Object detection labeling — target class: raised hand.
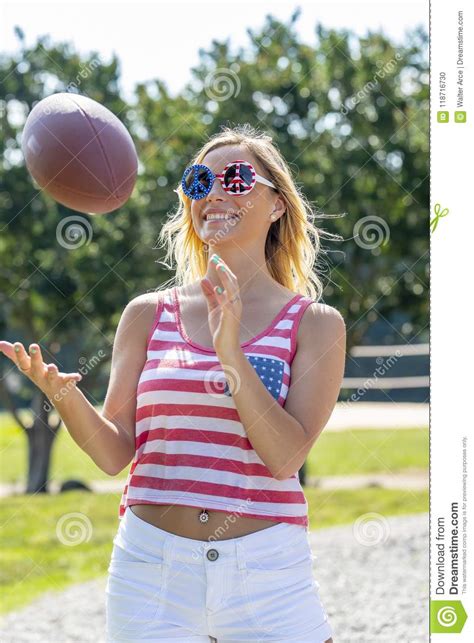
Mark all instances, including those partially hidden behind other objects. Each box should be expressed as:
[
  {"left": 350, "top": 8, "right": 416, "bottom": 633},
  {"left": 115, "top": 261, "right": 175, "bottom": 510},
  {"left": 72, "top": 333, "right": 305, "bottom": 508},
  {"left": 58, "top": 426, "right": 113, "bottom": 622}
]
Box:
[
  {"left": 0, "top": 341, "right": 82, "bottom": 399},
  {"left": 200, "top": 253, "right": 243, "bottom": 354}
]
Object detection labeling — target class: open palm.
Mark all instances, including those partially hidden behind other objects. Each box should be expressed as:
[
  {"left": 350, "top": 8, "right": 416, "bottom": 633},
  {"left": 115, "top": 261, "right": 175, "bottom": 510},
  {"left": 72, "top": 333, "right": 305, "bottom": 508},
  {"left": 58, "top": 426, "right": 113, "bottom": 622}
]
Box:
[{"left": 0, "top": 341, "right": 82, "bottom": 398}]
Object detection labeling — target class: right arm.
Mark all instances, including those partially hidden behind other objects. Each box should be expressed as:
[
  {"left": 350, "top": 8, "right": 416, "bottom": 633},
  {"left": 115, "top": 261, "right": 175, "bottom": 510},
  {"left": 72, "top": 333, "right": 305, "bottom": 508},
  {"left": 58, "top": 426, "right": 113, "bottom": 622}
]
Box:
[
  {"left": 99, "top": 292, "right": 163, "bottom": 475},
  {"left": 0, "top": 291, "right": 163, "bottom": 476}
]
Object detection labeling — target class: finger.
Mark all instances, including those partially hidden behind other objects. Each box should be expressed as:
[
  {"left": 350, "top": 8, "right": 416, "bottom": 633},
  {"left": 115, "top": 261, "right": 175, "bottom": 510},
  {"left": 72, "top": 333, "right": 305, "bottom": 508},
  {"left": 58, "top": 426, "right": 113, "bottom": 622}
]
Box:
[
  {"left": 216, "top": 262, "right": 237, "bottom": 293},
  {"left": 0, "top": 341, "right": 16, "bottom": 361},
  {"left": 46, "top": 363, "right": 60, "bottom": 383},
  {"left": 201, "top": 277, "right": 216, "bottom": 297},
  {"left": 200, "top": 278, "right": 219, "bottom": 310},
  {"left": 215, "top": 268, "right": 241, "bottom": 308},
  {"left": 58, "top": 371, "right": 82, "bottom": 382},
  {"left": 214, "top": 285, "right": 226, "bottom": 303},
  {"left": 46, "top": 360, "right": 82, "bottom": 382},
  {"left": 209, "top": 253, "right": 226, "bottom": 273},
  {"left": 28, "top": 343, "right": 45, "bottom": 377},
  {"left": 13, "top": 343, "right": 31, "bottom": 372},
  {"left": 210, "top": 254, "right": 235, "bottom": 279}
]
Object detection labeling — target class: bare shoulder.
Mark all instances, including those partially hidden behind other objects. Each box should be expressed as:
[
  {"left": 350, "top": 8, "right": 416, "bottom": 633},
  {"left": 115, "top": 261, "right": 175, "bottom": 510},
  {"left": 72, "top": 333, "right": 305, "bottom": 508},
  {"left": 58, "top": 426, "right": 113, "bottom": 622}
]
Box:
[
  {"left": 298, "top": 301, "right": 346, "bottom": 350},
  {"left": 126, "top": 289, "right": 169, "bottom": 312},
  {"left": 118, "top": 289, "right": 170, "bottom": 346}
]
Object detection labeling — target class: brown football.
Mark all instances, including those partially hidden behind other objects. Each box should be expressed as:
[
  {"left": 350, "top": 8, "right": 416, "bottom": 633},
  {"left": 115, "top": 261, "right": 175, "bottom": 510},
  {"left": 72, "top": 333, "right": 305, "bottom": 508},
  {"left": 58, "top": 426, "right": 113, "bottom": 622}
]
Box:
[{"left": 21, "top": 92, "right": 138, "bottom": 215}]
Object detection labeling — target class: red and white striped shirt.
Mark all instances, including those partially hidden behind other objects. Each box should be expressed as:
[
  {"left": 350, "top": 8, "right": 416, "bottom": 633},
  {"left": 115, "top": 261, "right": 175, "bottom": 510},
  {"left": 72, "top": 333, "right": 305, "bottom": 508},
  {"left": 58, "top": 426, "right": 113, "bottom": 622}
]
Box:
[{"left": 118, "top": 286, "right": 315, "bottom": 527}]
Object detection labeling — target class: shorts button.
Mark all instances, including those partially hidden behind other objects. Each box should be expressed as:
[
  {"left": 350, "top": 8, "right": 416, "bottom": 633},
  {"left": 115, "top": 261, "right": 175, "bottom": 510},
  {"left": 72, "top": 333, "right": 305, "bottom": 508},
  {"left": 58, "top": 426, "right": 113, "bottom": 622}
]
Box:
[{"left": 206, "top": 548, "right": 219, "bottom": 561}]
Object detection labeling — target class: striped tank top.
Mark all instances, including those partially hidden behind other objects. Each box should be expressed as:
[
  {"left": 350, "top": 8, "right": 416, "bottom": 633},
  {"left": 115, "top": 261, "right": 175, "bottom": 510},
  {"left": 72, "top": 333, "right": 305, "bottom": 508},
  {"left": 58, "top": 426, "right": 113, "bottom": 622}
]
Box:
[{"left": 118, "top": 285, "right": 315, "bottom": 527}]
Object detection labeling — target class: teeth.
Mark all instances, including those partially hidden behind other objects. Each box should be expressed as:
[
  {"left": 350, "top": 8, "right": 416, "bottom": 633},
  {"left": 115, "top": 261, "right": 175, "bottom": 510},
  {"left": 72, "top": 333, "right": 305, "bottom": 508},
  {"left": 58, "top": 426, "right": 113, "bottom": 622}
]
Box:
[{"left": 205, "top": 214, "right": 239, "bottom": 221}]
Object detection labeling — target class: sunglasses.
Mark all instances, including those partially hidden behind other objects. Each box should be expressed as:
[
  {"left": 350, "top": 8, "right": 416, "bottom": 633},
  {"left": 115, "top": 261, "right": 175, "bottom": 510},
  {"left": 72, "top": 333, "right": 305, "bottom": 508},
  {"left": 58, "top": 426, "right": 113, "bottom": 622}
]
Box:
[{"left": 180, "top": 159, "right": 276, "bottom": 200}]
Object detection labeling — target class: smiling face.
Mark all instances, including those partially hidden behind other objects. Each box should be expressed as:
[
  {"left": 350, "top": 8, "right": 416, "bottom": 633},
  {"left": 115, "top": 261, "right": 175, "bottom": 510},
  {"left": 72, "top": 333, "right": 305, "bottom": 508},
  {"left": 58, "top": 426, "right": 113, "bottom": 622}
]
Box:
[{"left": 189, "top": 145, "right": 285, "bottom": 247}]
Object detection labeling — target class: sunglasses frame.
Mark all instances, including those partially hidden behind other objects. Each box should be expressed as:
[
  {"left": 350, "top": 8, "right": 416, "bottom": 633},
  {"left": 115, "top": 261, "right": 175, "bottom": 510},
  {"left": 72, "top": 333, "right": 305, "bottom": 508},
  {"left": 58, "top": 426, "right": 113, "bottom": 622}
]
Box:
[{"left": 180, "top": 159, "right": 276, "bottom": 200}]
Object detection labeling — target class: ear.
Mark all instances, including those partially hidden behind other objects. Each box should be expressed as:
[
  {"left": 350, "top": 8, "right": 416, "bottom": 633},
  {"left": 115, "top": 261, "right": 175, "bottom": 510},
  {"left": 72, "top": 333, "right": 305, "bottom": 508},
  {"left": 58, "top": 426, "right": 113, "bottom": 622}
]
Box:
[{"left": 271, "top": 194, "right": 287, "bottom": 219}]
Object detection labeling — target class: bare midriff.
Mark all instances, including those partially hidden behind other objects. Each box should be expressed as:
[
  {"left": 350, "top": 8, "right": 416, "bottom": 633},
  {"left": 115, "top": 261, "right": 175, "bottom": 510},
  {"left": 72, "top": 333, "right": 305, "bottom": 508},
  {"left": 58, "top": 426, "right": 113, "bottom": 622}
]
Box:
[{"left": 130, "top": 503, "right": 281, "bottom": 541}]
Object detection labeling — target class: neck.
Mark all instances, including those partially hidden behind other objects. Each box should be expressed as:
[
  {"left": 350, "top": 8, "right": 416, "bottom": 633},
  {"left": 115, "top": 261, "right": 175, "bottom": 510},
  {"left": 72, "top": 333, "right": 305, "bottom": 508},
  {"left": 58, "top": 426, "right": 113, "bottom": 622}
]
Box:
[{"left": 204, "top": 247, "right": 276, "bottom": 298}]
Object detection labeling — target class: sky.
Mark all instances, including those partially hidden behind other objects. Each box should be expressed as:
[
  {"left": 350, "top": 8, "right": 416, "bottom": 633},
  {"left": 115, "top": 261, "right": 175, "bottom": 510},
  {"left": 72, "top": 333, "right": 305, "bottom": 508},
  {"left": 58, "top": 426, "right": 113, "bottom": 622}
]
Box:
[{"left": 1, "top": 0, "right": 428, "bottom": 101}]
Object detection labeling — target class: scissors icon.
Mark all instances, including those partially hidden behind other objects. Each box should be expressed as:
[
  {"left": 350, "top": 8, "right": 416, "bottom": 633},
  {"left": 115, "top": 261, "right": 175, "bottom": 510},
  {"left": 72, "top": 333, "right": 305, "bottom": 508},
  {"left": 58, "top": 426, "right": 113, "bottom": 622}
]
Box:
[{"left": 430, "top": 203, "right": 449, "bottom": 233}]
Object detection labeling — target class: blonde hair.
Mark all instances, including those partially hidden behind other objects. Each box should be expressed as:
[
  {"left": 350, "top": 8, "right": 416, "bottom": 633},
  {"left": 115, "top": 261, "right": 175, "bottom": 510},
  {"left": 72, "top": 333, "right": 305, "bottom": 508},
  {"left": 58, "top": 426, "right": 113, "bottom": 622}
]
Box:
[{"left": 157, "top": 123, "right": 342, "bottom": 301}]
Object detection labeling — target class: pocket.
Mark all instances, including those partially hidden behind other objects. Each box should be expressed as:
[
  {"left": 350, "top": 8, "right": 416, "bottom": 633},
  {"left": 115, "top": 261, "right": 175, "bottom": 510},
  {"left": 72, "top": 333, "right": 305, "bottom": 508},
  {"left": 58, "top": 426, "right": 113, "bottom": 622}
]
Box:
[
  {"left": 106, "top": 547, "right": 166, "bottom": 639},
  {"left": 244, "top": 539, "right": 312, "bottom": 579},
  {"left": 247, "top": 355, "right": 285, "bottom": 401},
  {"left": 241, "top": 544, "right": 316, "bottom": 638}
]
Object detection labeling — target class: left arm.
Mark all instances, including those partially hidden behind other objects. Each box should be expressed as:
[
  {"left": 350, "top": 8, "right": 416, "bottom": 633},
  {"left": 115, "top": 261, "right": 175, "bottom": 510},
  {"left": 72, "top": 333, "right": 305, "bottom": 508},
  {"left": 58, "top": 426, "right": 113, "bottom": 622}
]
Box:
[{"left": 216, "top": 303, "right": 346, "bottom": 480}]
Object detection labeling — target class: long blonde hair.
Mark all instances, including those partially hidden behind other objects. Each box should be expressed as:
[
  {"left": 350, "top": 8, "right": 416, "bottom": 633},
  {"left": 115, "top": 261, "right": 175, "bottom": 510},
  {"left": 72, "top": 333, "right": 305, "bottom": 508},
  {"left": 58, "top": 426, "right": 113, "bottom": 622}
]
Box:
[{"left": 157, "top": 123, "right": 342, "bottom": 301}]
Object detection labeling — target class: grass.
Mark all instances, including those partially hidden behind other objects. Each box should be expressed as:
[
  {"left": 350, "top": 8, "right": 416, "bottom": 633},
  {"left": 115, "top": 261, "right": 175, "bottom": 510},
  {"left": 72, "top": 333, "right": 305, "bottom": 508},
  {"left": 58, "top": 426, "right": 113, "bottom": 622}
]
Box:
[
  {"left": 306, "top": 426, "right": 428, "bottom": 476},
  {"left": 0, "top": 410, "right": 429, "bottom": 484},
  {"left": 0, "top": 487, "right": 428, "bottom": 615},
  {"left": 0, "top": 490, "right": 116, "bottom": 615},
  {"left": 305, "top": 486, "right": 428, "bottom": 528},
  {"left": 0, "top": 411, "right": 112, "bottom": 484}
]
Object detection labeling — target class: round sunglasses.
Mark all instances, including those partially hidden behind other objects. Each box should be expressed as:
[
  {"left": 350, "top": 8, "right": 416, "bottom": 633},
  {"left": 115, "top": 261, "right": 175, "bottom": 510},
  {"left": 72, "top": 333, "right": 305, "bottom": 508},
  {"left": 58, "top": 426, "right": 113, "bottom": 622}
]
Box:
[{"left": 180, "top": 159, "right": 276, "bottom": 200}]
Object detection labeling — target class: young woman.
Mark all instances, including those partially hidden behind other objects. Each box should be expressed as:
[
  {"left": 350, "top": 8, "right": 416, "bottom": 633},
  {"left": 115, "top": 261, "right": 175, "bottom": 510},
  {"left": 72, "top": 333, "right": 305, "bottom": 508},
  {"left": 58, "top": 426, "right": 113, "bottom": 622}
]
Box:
[{"left": 0, "top": 124, "right": 346, "bottom": 642}]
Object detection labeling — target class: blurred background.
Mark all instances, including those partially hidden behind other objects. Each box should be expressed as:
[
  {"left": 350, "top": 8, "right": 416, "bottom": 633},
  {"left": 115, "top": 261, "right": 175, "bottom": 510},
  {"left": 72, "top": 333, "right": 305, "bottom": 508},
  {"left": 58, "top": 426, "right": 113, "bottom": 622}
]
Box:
[{"left": 0, "top": 1, "right": 429, "bottom": 640}]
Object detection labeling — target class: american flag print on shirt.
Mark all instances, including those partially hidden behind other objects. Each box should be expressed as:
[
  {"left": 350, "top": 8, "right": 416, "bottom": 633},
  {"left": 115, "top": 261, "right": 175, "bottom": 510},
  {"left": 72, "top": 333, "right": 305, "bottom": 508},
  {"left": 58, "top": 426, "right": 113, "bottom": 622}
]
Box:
[
  {"left": 118, "top": 286, "right": 315, "bottom": 528},
  {"left": 223, "top": 355, "right": 285, "bottom": 400}
]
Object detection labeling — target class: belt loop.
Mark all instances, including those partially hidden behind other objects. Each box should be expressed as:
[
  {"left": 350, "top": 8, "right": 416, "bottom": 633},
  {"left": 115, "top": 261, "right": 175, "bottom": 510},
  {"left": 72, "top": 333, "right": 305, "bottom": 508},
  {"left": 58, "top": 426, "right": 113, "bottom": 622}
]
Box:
[
  {"left": 162, "top": 533, "right": 173, "bottom": 567},
  {"left": 235, "top": 540, "right": 246, "bottom": 571}
]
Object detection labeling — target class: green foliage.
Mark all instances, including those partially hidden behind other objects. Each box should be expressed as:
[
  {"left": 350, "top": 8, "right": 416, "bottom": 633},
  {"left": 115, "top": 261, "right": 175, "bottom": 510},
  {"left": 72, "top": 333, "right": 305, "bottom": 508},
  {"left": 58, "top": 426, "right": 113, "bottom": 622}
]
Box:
[
  {"left": 0, "top": 37, "right": 170, "bottom": 402},
  {"left": 184, "top": 16, "right": 429, "bottom": 344}
]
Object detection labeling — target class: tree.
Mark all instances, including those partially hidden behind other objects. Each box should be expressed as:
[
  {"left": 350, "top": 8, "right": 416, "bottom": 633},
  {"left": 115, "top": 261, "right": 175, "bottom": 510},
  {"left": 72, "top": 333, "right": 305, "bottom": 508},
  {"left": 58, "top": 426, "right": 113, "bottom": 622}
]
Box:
[
  {"left": 0, "top": 34, "right": 170, "bottom": 492},
  {"left": 184, "top": 11, "right": 429, "bottom": 348}
]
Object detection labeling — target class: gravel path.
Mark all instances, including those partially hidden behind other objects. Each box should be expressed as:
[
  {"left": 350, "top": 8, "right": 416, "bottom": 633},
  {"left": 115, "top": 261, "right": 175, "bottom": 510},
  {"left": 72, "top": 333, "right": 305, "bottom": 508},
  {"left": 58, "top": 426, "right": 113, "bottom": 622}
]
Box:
[
  {"left": 0, "top": 513, "right": 428, "bottom": 642},
  {"left": 309, "top": 512, "right": 429, "bottom": 642}
]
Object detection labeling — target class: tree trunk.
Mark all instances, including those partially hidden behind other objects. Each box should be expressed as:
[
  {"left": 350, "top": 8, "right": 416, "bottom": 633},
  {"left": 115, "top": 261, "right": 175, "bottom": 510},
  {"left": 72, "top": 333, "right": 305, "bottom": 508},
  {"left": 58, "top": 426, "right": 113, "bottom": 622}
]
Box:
[{"left": 25, "top": 391, "right": 60, "bottom": 494}]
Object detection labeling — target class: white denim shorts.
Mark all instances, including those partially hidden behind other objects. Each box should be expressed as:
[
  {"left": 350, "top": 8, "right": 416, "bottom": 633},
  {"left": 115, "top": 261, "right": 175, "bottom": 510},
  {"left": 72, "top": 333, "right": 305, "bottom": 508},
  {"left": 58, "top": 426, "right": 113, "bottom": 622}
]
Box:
[{"left": 106, "top": 506, "right": 333, "bottom": 642}]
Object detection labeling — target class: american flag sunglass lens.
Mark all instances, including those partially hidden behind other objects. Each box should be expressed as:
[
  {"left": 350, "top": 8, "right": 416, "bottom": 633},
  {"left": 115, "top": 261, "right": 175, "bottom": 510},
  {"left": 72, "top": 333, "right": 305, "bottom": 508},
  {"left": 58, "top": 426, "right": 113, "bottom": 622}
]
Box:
[{"left": 223, "top": 163, "right": 255, "bottom": 193}]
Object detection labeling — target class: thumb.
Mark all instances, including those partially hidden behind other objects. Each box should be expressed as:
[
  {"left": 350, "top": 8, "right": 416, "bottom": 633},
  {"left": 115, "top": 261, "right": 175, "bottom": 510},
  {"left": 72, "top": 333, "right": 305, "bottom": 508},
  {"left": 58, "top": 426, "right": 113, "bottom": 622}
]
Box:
[
  {"left": 0, "top": 341, "right": 14, "bottom": 360},
  {"left": 200, "top": 278, "right": 219, "bottom": 309}
]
